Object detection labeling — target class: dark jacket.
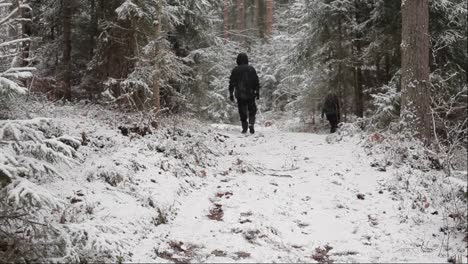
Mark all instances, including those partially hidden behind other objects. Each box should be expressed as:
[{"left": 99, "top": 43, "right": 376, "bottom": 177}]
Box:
[
  {"left": 229, "top": 53, "right": 260, "bottom": 100},
  {"left": 322, "top": 93, "right": 340, "bottom": 117}
]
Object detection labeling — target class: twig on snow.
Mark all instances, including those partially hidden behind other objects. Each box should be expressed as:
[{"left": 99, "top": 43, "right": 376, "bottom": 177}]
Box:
[
  {"left": 248, "top": 164, "right": 293, "bottom": 178},
  {"left": 263, "top": 166, "right": 299, "bottom": 173}
]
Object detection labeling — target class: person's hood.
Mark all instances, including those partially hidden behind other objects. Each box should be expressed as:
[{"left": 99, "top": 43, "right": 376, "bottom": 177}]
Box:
[{"left": 236, "top": 53, "right": 249, "bottom": 65}]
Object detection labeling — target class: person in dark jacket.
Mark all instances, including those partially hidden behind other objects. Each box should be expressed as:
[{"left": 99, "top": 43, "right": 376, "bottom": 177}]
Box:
[
  {"left": 321, "top": 92, "right": 341, "bottom": 133},
  {"left": 229, "top": 53, "right": 260, "bottom": 134}
]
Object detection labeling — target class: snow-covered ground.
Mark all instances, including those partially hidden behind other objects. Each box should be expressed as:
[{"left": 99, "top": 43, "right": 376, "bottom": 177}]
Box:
[
  {"left": 142, "top": 124, "right": 466, "bottom": 263},
  {"left": 15, "top": 103, "right": 466, "bottom": 263}
]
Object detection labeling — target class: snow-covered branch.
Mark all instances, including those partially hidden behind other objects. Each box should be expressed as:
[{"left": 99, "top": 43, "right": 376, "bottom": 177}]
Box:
[
  {"left": 0, "top": 1, "right": 34, "bottom": 99},
  {"left": 0, "top": 37, "right": 31, "bottom": 48}
]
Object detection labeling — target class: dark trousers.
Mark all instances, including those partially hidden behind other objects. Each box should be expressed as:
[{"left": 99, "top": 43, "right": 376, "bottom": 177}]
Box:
[
  {"left": 326, "top": 113, "right": 338, "bottom": 133},
  {"left": 237, "top": 99, "right": 257, "bottom": 126}
]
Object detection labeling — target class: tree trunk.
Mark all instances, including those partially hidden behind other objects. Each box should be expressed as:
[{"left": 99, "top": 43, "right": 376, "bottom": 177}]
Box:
[
  {"left": 353, "top": 41, "right": 364, "bottom": 117},
  {"left": 62, "top": 0, "right": 72, "bottom": 101},
  {"left": 401, "top": 0, "right": 432, "bottom": 142},
  {"left": 224, "top": 0, "right": 229, "bottom": 40},
  {"left": 89, "top": 0, "right": 98, "bottom": 58},
  {"left": 153, "top": 1, "right": 162, "bottom": 113},
  {"left": 375, "top": 55, "right": 382, "bottom": 87},
  {"left": 237, "top": 0, "right": 245, "bottom": 42},
  {"left": 354, "top": 67, "right": 364, "bottom": 117},
  {"left": 353, "top": 1, "right": 364, "bottom": 118},
  {"left": 256, "top": 0, "right": 265, "bottom": 39},
  {"left": 265, "top": 0, "right": 273, "bottom": 37},
  {"left": 385, "top": 52, "right": 391, "bottom": 84},
  {"left": 254, "top": 0, "right": 259, "bottom": 36},
  {"left": 337, "top": 17, "right": 346, "bottom": 121},
  {"left": 20, "top": 0, "right": 32, "bottom": 67}
]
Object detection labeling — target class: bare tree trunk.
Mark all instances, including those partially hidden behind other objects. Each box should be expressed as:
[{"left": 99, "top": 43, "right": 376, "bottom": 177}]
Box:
[
  {"left": 265, "top": 0, "right": 273, "bottom": 37},
  {"left": 153, "top": 0, "right": 162, "bottom": 113},
  {"left": 401, "top": 0, "right": 432, "bottom": 142},
  {"left": 62, "top": 0, "right": 72, "bottom": 101}
]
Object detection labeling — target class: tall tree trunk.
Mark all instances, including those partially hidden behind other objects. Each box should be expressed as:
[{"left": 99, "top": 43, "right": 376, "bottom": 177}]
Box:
[
  {"left": 337, "top": 17, "right": 346, "bottom": 121},
  {"left": 375, "top": 55, "right": 382, "bottom": 87},
  {"left": 62, "top": 0, "right": 72, "bottom": 101},
  {"left": 401, "top": 0, "right": 432, "bottom": 142},
  {"left": 354, "top": 66, "right": 364, "bottom": 117},
  {"left": 224, "top": 0, "right": 229, "bottom": 40},
  {"left": 353, "top": 1, "right": 364, "bottom": 118},
  {"left": 265, "top": 0, "right": 273, "bottom": 37},
  {"left": 89, "top": 0, "right": 98, "bottom": 58},
  {"left": 353, "top": 41, "right": 364, "bottom": 118},
  {"left": 385, "top": 52, "right": 391, "bottom": 84},
  {"left": 153, "top": 1, "right": 162, "bottom": 113},
  {"left": 237, "top": 0, "right": 245, "bottom": 42},
  {"left": 256, "top": 0, "right": 265, "bottom": 39},
  {"left": 254, "top": 0, "right": 259, "bottom": 37},
  {"left": 20, "top": 0, "right": 32, "bottom": 67}
]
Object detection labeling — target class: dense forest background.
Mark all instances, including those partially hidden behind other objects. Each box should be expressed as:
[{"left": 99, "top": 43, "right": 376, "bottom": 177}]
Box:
[
  {"left": 0, "top": 0, "right": 465, "bottom": 138},
  {"left": 0, "top": 0, "right": 467, "bottom": 262},
  {"left": 1, "top": 0, "right": 466, "bottom": 130}
]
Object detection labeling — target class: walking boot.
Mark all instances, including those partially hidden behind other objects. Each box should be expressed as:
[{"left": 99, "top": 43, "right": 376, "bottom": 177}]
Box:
[
  {"left": 249, "top": 125, "right": 255, "bottom": 134},
  {"left": 241, "top": 122, "right": 248, "bottom": 134}
]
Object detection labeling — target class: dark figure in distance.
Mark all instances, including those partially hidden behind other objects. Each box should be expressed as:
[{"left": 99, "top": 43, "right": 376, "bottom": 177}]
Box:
[
  {"left": 229, "top": 53, "right": 260, "bottom": 134},
  {"left": 321, "top": 93, "right": 341, "bottom": 133}
]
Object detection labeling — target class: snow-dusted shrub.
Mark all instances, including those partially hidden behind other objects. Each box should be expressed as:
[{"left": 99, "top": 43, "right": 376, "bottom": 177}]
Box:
[
  {"left": 0, "top": 75, "right": 28, "bottom": 99},
  {"left": 87, "top": 167, "right": 127, "bottom": 187},
  {"left": 386, "top": 168, "right": 467, "bottom": 253},
  {"left": 64, "top": 223, "right": 125, "bottom": 261},
  {"left": 368, "top": 75, "right": 401, "bottom": 130},
  {"left": 85, "top": 157, "right": 142, "bottom": 187},
  {"left": 0, "top": 118, "right": 82, "bottom": 262},
  {"left": 148, "top": 124, "right": 219, "bottom": 183},
  {"left": 325, "top": 122, "right": 365, "bottom": 144},
  {"left": 363, "top": 126, "right": 439, "bottom": 172},
  {"left": 431, "top": 81, "right": 467, "bottom": 174},
  {"left": 0, "top": 59, "right": 34, "bottom": 101},
  {"left": 363, "top": 123, "right": 467, "bottom": 255}
]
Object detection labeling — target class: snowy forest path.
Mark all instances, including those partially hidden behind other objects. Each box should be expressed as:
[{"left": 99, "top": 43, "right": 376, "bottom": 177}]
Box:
[{"left": 144, "top": 125, "right": 445, "bottom": 263}]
